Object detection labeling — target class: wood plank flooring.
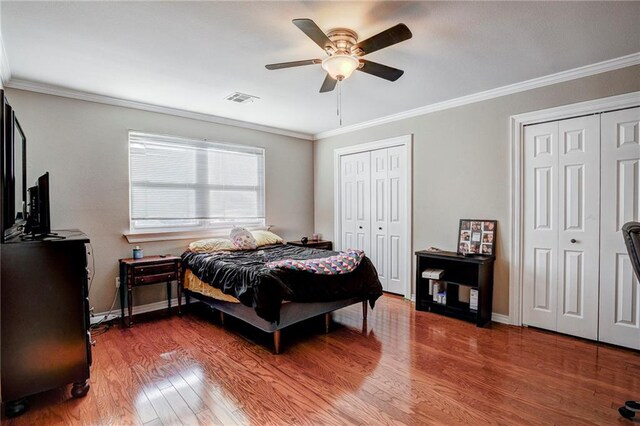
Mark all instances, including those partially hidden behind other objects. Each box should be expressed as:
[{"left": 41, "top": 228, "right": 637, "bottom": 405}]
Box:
[{"left": 3, "top": 294, "right": 639, "bottom": 425}]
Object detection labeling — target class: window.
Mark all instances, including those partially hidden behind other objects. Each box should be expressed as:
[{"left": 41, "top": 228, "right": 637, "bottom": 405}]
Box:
[{"left": 129, "top": 131, "right": 265, "bottom": 233}]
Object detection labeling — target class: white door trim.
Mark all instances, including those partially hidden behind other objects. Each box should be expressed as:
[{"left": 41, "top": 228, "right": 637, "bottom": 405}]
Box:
[
  {"left": 334, "top": 135, "right": 413, "bottom": 299},
  {"left": 509, "top": 91, "right": 640, "bottom": 326}
]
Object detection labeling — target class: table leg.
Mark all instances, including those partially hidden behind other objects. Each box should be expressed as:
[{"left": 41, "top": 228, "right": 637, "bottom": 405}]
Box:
[
  {"left": 119, "top": 263, "right": 125, "bottom": 326},
  {"left": 177, "top": 264, "right": 183, "bottom": 315},
  {"left": 166, "top": 280, "right": 171, "bottom": 313},
  {"left": 128, "top": 269, "right": 134, "bottom": 327}
]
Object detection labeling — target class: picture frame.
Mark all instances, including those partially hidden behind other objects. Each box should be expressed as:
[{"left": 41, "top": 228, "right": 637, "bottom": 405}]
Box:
[{"left": 457, "top": 219, "right": 497, "bottom": 256}]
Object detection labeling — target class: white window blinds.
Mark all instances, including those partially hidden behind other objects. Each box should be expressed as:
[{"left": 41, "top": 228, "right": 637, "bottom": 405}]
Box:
[{"left": 129, "top": 131, "right": 265, "bottom": 232}]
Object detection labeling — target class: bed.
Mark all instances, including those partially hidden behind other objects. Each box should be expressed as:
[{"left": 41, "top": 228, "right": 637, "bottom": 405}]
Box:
[{"left": 179, "top": 243, "right": 383, "bottom": 353}]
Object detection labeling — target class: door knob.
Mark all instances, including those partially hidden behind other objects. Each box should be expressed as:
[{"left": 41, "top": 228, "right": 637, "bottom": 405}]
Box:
[
  {"left": 378, "top": 227, "right": 383, "bottom": 230},
  {"left": 358, "top": 226, "right": 363, "bottom": 229},
  {"left": 570, "top": 239, "right": 577, "bottom": 243}
]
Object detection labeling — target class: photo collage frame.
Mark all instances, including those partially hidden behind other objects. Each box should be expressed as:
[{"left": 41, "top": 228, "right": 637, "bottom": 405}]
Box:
[{"left": 457, "top": 219, "right": 497, "bottom": 256}]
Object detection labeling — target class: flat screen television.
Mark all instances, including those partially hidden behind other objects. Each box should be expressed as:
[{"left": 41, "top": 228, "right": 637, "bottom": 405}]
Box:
[
  {"left": 1, "top": 91, "right": 27, "bottom": 242},
  {"left": 25, "top": 172, "right": 52, "bottom": 238}
]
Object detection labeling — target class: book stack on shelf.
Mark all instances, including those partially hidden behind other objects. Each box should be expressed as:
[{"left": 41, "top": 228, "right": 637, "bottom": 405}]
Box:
[
  {"left": 470, "top": 288, "right": 478, "bottom": 311},
  {"left": 422, "top": 268, "right": 446, "bottom": 304}
]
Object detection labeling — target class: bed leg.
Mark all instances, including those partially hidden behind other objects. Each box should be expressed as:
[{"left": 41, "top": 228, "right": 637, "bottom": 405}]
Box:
[
  {"left": 219, "top": 311, "right": 225, "bottom": 326},
  {"left": 325, "top": 313, "right": 331, "bottom": 333},
  {"left": 273, "top": 330, "right": 281, "bottom": 354}
]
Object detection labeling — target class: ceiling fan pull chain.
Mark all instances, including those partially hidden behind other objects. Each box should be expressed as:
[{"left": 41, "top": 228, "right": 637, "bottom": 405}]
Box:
[
  {"left": 337, "top": 80, "right": 343, "bottom": 126},
  {"left": 336, "top": 81, "right": 340, "bottom": 117}
]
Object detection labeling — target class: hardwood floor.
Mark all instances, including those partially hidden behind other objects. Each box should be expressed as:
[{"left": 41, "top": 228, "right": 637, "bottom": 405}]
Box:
[{"left": 3, "top": 294, "right": 639, "bottom": 425}]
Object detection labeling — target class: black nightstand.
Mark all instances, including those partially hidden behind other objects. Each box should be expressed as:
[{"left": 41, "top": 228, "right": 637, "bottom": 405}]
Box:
[{"left": 287, "top": 240, "right": 333, "bottom": 250}]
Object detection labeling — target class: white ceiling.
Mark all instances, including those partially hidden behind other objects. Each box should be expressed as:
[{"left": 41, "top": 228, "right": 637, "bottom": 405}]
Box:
[{"left": 2, "top": 1, "right": 639, "bottom": 137}]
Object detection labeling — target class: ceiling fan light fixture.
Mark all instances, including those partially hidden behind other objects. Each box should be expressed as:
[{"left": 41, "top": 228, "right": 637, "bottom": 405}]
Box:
[{"left": 321, "top": 54, "right": 359, "bottom": 81}]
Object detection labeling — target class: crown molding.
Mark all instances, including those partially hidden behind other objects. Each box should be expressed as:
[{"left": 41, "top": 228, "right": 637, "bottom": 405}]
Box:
[
  {"left": 4, "top": 52, "right": 638, "bottom": 141},
  {"left": 5, "top": 79, "right": 314, "bottom": 140},
  {"left": 314, "top": 52, "right": 640, "bottom": 140}
]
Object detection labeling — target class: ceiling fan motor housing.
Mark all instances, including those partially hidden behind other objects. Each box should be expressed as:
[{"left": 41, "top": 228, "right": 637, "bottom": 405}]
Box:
[{"left": 326, "top": 28, "right": 359, "bottom": 54}]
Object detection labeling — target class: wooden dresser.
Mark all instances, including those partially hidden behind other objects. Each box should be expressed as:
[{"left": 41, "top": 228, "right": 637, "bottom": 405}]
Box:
[{"left": 1, "top": 230, "right": 92, "bottom": 416}]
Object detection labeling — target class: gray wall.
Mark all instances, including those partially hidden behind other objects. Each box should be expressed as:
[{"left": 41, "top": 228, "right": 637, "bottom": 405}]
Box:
[
  {"left": 6, "top": 88, "right": 314, "bottom": 313},
  {"left": 314, "top": 65, "right": 640, "bottom": 316}
]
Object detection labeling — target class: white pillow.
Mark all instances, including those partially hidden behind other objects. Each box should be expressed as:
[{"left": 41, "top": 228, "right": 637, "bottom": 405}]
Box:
[
  {"left": 230, "top": 227, "right": 257, "bottom": 250},
  {"left": 251, "top": 230, "right": 284, "bottom": 247},
  {"left": 188, "top": 238, "right": 236, "bottom": 253}
]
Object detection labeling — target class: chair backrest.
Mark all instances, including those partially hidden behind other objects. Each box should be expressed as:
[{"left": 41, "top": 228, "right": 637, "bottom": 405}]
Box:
[{"left": 622, "top": 222, "right": 640, "bottom": 281}]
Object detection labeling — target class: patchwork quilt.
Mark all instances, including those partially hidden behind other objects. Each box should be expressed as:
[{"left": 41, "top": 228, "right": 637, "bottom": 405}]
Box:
[{"left": 266, "top": 250, "right": 365, "bottom": 275}]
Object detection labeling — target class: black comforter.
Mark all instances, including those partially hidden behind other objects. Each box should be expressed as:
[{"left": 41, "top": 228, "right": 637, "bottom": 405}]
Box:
[{"left": 182, "top": 244, "right": 383, "bottom": 323}]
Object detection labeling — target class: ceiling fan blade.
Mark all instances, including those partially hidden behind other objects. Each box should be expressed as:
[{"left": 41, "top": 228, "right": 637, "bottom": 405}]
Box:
[
  {"left": 353, "top": 23, "right": 412, "bottom": 56},
  {"left": 357, "top": 59, "right": 404, "bottom": 81},
  {"left": 319, "top": 74, "right": 337, "bottom": 93},
  {"left": 292, "top": 18, "right": 337, "bottom": 52},
  {"left": 265, "top": 59, "right": 321, "bottom": 70}
]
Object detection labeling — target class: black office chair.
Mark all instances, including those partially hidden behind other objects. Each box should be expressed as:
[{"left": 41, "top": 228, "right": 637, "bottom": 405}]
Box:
[{"left": 620, "top": 222, "right": 640, "bottom": 420}]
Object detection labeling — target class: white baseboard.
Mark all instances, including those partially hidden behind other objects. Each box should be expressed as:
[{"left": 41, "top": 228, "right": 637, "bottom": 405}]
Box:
[
  {"left": 92, "top": 296, "right": 513, "bottom": 326},
  {"left": 90, "top": 313, "right": 119, "bottom": 325},
  {"left": 491, "top": 313, "right": 511, "bottom": 325},
  {"left": 408, "top": 297, "right": 513, "bottom": 325},
  {"left": 91, "top": 297, "right": 179, "bottom": 325}
]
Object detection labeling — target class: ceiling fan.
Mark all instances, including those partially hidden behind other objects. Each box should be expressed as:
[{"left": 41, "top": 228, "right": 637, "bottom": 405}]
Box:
[{"left": 266, "top": 19, "right": 412, "bottom": 93}]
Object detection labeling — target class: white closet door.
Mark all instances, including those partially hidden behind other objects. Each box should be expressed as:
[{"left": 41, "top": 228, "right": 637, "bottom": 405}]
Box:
[
  {"left": 599, "top": 107, "right": 640, "bottom": 350},
  {"left": 385, "top": 146, "right": 406, "bottom": 295},
  {"left": 340, "top": 152, "right": 371, "bottom": 253},
  {"left": 523, "top": 122, "right": 560, "bottom": 331},
  {"left": 370, "top": 146, "right": 407, "bottom": 294},
  {"left": 556, "top": 115, "right": 600, "bottom": 340},
  {"left": 370, "top": 149, "right": 388, "bottom": 290}
]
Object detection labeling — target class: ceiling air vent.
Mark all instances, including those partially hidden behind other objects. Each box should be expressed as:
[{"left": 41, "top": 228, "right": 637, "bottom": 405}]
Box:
[{"left": 224, "top": 92, "right": 260, "bottom": 104}]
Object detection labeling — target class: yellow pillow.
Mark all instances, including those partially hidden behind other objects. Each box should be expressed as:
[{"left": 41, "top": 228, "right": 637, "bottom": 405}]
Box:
[
  {"left": 251, "top": 230, "right": 284, "bottom": 247},
  {"left": 188, "top": 238, "right": 236, "bottom": 253}
]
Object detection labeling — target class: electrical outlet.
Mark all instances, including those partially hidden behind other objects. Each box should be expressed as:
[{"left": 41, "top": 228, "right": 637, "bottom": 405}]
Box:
[{"left": 115, "top": 277, "right": 120, "bottom": 288}]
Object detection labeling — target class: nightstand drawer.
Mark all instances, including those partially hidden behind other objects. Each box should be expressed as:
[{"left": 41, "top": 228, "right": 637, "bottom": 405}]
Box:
[
  {"left": 133, "top": 263, "right": 176, "bottom": 275},
  {"left": 134, "top": 272, "right": 177, "bottom": 285},
  {"left": 310, "top": 242, "right": 332, "bottom": 250},
  {"left": 287, "top": 240, "right": 333, "bottom": 250}
]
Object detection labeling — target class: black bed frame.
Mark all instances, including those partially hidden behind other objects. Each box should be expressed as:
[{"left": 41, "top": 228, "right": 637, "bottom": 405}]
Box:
[{"left": 180, "top": 287, "right": 368, "bottom": 354}]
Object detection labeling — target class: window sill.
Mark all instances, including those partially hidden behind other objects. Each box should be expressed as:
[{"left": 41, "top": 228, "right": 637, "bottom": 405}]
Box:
[{"left": 123, "top": 225, "right": 270, "bottom": 244}]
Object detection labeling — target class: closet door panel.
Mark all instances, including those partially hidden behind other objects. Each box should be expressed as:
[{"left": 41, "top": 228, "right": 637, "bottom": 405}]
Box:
[
  {"left": 340, "top": 156, "right": 357, "bottom": 250},
  {"left": 341, "top": 152, "right": 370, "bottom": 252},
  {"left": 370, "top": 149, "right": 388, "bottom": 288},
  {"left": 556, "top": 115, "right": 600, "bottom": 340},
  {"left": 354, "top": 152, "right": 371, "bottom": 254},
  {"left": 523, "top": 122, "right": 559, "bottom": 331},
  {"left": 599, "top": 107, "right": 640, "bottom": 350},
  {"left": 386, "top": 146, "right": 406, "bottom": 295}
]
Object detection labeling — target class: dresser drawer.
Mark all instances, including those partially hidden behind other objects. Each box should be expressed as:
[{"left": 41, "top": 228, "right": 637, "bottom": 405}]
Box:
[
  {"left": 133, "top": 263, "right": 176, "bottom": 275},
  {"left": 134, "top": 272, "right": 177, "bottom": 285}
]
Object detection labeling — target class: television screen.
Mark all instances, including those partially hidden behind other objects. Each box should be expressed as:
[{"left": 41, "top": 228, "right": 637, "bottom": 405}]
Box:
[
  {"left": 14, "top": 119, "right": 26, "bottom": 222},
  {"left": 1, "top": 90, "right": 28, "bottom": 242}
]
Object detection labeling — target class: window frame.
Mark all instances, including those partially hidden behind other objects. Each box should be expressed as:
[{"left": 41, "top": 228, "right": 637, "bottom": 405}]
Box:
[{"left": 127, "top": 131, "right": 266, "bottom": 239}]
